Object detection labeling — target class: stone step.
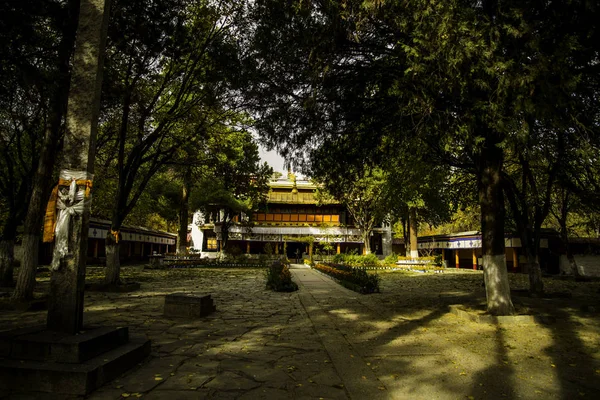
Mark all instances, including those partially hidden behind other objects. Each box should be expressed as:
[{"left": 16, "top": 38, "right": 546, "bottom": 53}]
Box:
[
  {"left": 0, "top": 335, "right": 150, "bottom": 395},
  {"left": 0, "top": 326, "right": 129, "bottom": 363}
]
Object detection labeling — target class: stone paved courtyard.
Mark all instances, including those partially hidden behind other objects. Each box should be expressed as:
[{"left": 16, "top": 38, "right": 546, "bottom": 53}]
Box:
[{"left": 1, "top": 265, "right": 600, "bottom": 399}]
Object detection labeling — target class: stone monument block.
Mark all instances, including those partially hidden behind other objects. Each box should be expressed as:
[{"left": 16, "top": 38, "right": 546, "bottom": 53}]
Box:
[{"left": 164, "top": 293, "right": 216, "bottom": 318}]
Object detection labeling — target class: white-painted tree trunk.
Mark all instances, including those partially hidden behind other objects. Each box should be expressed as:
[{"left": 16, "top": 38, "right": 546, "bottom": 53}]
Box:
[{"left": 483, "top": 255, "right": 514, "bottom": 314}]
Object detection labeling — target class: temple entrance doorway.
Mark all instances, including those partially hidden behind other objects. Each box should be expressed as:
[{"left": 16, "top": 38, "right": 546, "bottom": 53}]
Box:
[{"left": 286, "top": 242, "right": 306, "bottom": 263}]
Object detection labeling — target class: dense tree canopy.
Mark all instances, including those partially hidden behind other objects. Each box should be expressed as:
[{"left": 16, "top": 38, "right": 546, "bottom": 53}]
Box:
[
  {"left": 1, "top": 0, "right": 79, "bottom": 291},
  {"left": 2, "top": 0, "right": 600, "bottom": 314},
  {"left": 239, "top": 0, "right": 600, "bottom": 313}
]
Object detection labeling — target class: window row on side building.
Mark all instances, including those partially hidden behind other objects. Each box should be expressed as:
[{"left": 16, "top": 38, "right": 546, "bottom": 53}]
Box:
[
  {"left": 16, "top": 218, "right": 177, "bottom": 265},
  {"left": 405, "top": 231, "right": 600, "bottom": 277}
]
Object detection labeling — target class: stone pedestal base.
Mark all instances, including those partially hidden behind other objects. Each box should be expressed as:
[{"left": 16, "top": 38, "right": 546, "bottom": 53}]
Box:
[
  {"left": 0, "top": 325, "right": 150, "bottom": 395},
  {"left": 164, "top": 293, "right": 216, "bottom": 318}
]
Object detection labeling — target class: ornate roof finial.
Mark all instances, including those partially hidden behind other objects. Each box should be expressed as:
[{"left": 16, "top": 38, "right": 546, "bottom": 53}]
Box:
[{"left": 291, "top": 173, "right": 298, "bottom": 194}]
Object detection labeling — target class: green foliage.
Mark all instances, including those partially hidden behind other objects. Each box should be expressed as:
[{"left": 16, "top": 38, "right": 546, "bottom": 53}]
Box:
[
  {"left": 265, "top": 260, "right": 299, "bottom": 292},
  {"left": 263, "top": 243, "right": 274, "bottom": 256},
  {"left": 95, "top": 0, "right": 250, "bottom": 234},
  {"left": 242, "top": 0, "right": 600, "bottom": 221},
  {"left": 314, "top": 167, "right": 389, "bottom": 254},
  {"left": 190, "top": 129, "right": 273, "bottom": 247},
  {"left": 0, "top": 0, "right": 76, "bottom": 238},
  {"left": 94, "top": 171, "right": 181, "bottom": 232},
  {"left": 332, "top": 253, "right": 380, "bottom": 267},
  {"left": 383, "top": 253, "right": 399, "bottom": 265},
  {"left": 257, "top": 254, "right": 269, "bottom": 265},
  {"left": 224, "top": 244, "right": 243, "bottom": 258}
]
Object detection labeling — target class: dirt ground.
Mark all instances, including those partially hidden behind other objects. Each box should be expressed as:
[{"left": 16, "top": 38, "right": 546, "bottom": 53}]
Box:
[{"left": 1, "top": 266, "right": 600, "bottom": 399}]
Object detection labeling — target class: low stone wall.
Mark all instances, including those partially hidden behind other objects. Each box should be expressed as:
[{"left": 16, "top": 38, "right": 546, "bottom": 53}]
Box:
[{"left": 560, "top": 255, "right": 600, "bottom": 277}]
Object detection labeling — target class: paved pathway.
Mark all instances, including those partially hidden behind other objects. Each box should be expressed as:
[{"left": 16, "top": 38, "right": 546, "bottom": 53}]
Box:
[
  {"left": 289, "top": 265, "right": 459, "bottom": 400},
  {"left": 86, "top": 266, "right": 367, "bottom": 400},
  {"left": 2, "top": 265, "right": 600, "bottom": 399},
  {"left": 290, "top": 265, "right": 387, "bottom": 399}
]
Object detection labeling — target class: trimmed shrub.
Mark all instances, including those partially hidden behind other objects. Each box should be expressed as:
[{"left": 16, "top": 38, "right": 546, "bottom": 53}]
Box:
[
  {"left": 266, "top": 260, "right": 299, "bottom": 292},
  {"left": 314, "top": 262, "right": 380, "bottom": 294},
  {"left": 332, "top": 253, "right": 347, "bottom": 264},
  {"left": 332, "top": 253, "right": 381, "bottom": 267},
  {"left": 358, "top": 253, "right": 380, "bottom": 267},
  {"left": 383, "top": 253, "right": 399, "bottom": 265}
]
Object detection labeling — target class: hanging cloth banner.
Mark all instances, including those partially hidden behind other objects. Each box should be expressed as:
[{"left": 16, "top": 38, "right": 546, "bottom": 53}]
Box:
[
  {"left": 51, "top": 169, "right": 94, "bottom": 271},
  {"left": 43, "top": 175, "right": 94, "bottom": 243},
  {"left": 43, "top": 186, "right": 60, "bottom": 243}
]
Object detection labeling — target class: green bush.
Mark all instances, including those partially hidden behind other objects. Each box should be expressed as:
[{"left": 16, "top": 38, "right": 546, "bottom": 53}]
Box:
[
  {"left": 332, "top": 253, "right": 346, "bottom": 264},
  {"left": 332, "top": 253, "right": 381, "bottom": 267},
  {"left": 358, "top": 253, "right": 380, "bottom": 266},
  {"left": 266, "top": 260, "right": 299, "bottom": 292},
  {"left": 383, "top": 253, "right": 399, "bottom": 264},
  {"left": 224, "top": 244, "right": 243, "bottom": 257}
]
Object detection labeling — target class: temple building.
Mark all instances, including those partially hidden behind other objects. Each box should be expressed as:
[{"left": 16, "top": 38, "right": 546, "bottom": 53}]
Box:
[
  {"left": 191, "top": 173, "right": 393, "bottom": 259},
  {"left": 416, "top": 231, "right": 559, "bottom": 273}
]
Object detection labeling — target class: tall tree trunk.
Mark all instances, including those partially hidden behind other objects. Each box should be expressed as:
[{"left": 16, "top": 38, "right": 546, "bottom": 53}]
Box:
[
  {"left": 14, "top": 119, "right": 62, "bottom": 298},
  {"left": 528, "top": 226, "right": 544, "bottom": 295},
  {"left": 176, "top": 171, "right": 191, "bottom": 255},
  {"left": 0, "top": 220, "right": 17, "bottom": 287},
  {"left": 409, "top": 207, "right": 418, "bottom": 258},
  {"left": 562, "top": 232, "right": 580, "bottom": 278},
  {"left": 478, "top": 139, "right": 515, "bottom": 316},
  {"left": 0, "top": 236, "right": 15, "bottom": 288},
  {"left": 401, "top": 212, "right": 409, "bottom": 257},
  {"left": 104, "top": 230, "right": 121, "bottom": 285},
  {"left": 362, "top": 231, "right": 372, "bottom": 254},
  {"left": 219, "top": 212, "right": 231, "bottom": 255},
  {"left": 13, "top": 0, "right": 80, "bottom": 301},
  {"left": 46, "top": 0, "right": 111, "bottom": 334},
  {"left": 517, "top": 227, "right": 544, "bottom": 295},
  {"left": 558, "top": 199, "right": 580, "bottom": 278},
  {"left": 14, "top": 235, "right": 38, "bottom": 296},
  {"left": 524, "top": 246, "right": 544, "bottom": 295}
]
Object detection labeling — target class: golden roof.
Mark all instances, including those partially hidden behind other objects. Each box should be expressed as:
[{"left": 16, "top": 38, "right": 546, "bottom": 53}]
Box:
[{"left": 267, "top": 177, "right": 338, "bottom": 205}]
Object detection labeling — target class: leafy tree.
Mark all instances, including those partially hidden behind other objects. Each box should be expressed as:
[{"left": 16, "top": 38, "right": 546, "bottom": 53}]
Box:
[
  {"left": 315, "top": 168, "right": 389, "bottom": 255},
  {"left": 550, "top": 188, "right": 582, "bottom": 278},
  {"left": 1, "top": 0, "right": 79, "bottom": 296},
  {"left": 96, "top": 0, "right": 244, "bottom": 284},
  {"left": 310, "top": 134, "right": 452, "bottom": 257},
  {"left": 0, "top": 95, "right": 36, "bottom": 286},
  {"left": 271, "top": 171, "right": 283, "bottom": 180},
  {"left": 501, "top": 125, "right": 567, "bottom": 293},
  {"left": 241, "top": 0, "right": 599, "bottom": 314},
  {"left": 191, "top": 130, "right": 272, "bottom": 255}
]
